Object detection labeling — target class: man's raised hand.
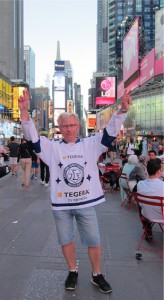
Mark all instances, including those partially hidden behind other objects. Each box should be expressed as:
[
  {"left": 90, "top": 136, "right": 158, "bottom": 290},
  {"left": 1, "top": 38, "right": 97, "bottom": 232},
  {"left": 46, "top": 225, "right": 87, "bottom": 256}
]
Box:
[
  {"left": 18, "top": 89, "right": 29, "bottom": 112},
  {"left": 18, "top": 89, "right": 30, "bottom": 121},
  {"left": 121, "top": 90, "right": 132, "bottom": 112}
]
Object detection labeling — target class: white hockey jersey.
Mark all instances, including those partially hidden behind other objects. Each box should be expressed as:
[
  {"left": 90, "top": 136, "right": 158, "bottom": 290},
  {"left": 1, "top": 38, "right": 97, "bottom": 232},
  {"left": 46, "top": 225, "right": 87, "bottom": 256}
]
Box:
[{"left": 21, "top": 110, "right": 126, "bottom": 210}]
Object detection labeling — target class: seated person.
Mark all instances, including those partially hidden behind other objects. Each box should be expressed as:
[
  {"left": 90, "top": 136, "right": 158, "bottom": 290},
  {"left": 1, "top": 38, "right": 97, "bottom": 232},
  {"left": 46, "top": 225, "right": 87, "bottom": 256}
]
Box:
[
  {"left": 137, "top": 158, "right": 164, "bottom": 240},
  {"left": 138, "top": 155, "right": 148, "bottom": 177},
  {"left": 119, "top": 153, "right": 128, "bottom": 169},
  {"left": 97, "top": 152, "right": 106, "bottom": 176},
  {"left": 122, "top": 154, "right": 146, "bottom": 191}
]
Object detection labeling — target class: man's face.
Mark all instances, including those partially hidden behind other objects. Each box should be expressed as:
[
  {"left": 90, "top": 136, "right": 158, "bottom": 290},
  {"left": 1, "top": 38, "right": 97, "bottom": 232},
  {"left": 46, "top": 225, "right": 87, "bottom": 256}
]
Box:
[
  {"left": 59, "top": 116, "right": 80, "bottom": 143},
  {"left": 149, "top": 152, "right": 156, "bottom": 159}
]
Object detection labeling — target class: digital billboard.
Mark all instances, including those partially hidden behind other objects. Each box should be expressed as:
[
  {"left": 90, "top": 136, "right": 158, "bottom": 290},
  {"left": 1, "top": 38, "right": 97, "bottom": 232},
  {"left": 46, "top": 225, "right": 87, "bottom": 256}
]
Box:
[
  {"left": 123, "top": 17, "right": 139, "bottom": 83},
  {"left": 155, "top": 8, "right": 164, "bottom": 60},
  {"left": 49, "top": 101, "right": 53, "bottom": 120},
  {"left": 88, "top": 114, "right": 96, "bottom": 129},
  {"left": 13, "top": 86, "right": 24, "bottom": 120},
  {"left": 140, "top": 48, "right": 155, "bottom": 85},
  {"left": 55, "top": 60, "right": 65, "bottom": 71},
  {"left": 67, "top": 100, "right": 73, "bottom": 113},
  {"left": 54, "top": 72, "right": 65, "bottom": 91},
  {"left": 95, "top": 76, "right": 116, "bottom": 105},
  {"left": 54, "top": 91, "right": 65, "bottom": 109},
  {"left": 155, "top": 8, "right": 164, "bottom": 75}
]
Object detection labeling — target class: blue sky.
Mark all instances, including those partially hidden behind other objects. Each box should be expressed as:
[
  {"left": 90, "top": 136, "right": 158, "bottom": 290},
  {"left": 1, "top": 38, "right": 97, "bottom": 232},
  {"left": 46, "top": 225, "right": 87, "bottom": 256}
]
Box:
[{"left": 24, "top": 0, "right": 97, "bottom": 108}]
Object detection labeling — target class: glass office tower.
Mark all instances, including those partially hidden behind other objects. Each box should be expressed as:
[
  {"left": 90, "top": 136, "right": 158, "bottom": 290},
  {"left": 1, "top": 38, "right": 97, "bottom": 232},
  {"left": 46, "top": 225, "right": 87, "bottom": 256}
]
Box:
[{"left": 0, "top": 0, "right": 24, "bottom": 80}]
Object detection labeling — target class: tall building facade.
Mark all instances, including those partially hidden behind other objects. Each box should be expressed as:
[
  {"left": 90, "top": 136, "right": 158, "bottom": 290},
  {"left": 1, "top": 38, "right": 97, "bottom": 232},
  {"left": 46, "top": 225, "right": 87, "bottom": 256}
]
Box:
[
  {"left": 107, "top": 0, "right": 161, "bottom": 82},
  {"left": 74, "top": 83, "right": 84, "bottom": 137},
  {"left": 97, "top": 0, "right": 108, "bottom": 72},
  {"left": 52, "top": 41, "right": 74, "bottom": 136},
  {"left": 24, "top": 45, "right": 35, "bottom": 110},
  {"left": 24, "top": 45, "right": 35, "bottom": 89},
  {"left": 35, "top": 87, "right": 50, "bottom": 132},
  {"left": 0, "top": 0, "right": 24, "bottom": 80}
]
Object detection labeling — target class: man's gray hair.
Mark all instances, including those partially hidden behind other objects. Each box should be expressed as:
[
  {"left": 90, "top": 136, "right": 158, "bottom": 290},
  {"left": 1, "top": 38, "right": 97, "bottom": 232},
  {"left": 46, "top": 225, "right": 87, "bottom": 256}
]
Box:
[{"left": 57, "top": 112, "right": 79, "bottom": 126}]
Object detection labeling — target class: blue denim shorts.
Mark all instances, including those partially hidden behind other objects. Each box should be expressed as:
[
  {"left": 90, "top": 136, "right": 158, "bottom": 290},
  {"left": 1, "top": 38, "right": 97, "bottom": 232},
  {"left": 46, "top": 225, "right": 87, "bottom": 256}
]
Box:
[{"left": 52, "top": 207, "right": 100, "bottom": 247}]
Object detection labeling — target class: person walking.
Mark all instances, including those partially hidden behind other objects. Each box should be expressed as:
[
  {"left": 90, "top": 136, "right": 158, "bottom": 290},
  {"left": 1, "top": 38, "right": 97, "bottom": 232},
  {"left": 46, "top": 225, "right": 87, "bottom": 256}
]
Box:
[
  {"left": 31, "top": 157, "right": 40, "bottom": 180},
  {"left": 40, "top": 158, "right": 50, "bottom": 187},
  {"left": 18, "top": 138, "right": 36, "bottom": 188},
  {"left": 18, "top": 88, "right": 132, "bottom": 294},
  {"left": 7, "top": 136, "right": 19, "bottom": 176},
  {"left": 125, "top": 138, "right": 135, "bottom": 157},
  {"left": 151, "top": 138, "right": 159, "bottom": 155}
]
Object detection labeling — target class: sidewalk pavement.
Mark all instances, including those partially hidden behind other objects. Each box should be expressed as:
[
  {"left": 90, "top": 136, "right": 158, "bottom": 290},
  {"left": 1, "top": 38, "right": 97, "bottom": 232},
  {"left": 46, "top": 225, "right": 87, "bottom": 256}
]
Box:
[{"left": 0, "top": 169, "right": 163, "bottom": 300}]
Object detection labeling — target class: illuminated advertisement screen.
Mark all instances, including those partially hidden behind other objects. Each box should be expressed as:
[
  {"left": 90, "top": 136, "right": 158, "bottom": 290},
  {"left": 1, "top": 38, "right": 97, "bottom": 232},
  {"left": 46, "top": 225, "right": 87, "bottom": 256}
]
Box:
[
  {"left": 2, "top": 121, "right": 20, "bottom": 138},
  {"left": 95, "top": 76, "right": 116, "bottom": 105},
  {"left": 155, "top": 8, "right": 164, "bottom": 59},
  {"left": 54, "top": 91, "right": 65, "bottom": 109},
  {"left": 55, "top": 60, "right": 65, "bottom": 71},
  {"left": 54, "top": 72, "right": 65, "bottom": 91},
  {"left": 155, "top": 8, "right": 164, "bottom": 75},
  {"left": 123, "top": 17, "right": 139, "bottom": 83},
  {"left": 140, "top": 48, "right": 155, "bottom": 85},
  {"left": 13, "top": 86, "right": 25, "bottom": 120},
  {"left": 49, "top": 101, "right": 53, "bottom": 120},
  {"left": 67, "top": 100, "right": 73, "bottom": 113},
  {"left": 88, "top": 114, "right": 96, "bottom": 129}
]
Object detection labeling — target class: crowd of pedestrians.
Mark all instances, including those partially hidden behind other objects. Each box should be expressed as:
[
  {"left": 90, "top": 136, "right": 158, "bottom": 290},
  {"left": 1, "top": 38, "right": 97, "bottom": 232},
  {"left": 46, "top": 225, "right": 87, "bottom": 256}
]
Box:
[{"left": 0, "top": 135, "right": 50, "bottom": 186}]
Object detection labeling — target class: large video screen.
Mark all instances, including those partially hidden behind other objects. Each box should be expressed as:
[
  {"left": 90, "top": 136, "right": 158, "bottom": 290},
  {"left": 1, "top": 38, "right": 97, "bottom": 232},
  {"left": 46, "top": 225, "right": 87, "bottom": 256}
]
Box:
[
  {"left": 54, "top": 91, "right": 65, "bottom": 109},
  {"left": 95, "top": 76, "right": 116, "bottom": 105},
  {"left": 54, "top": 72, "right": 65, "bottom": 91},
  {"left": 123, "top": 17, "right": 139, "bottom": 83}
]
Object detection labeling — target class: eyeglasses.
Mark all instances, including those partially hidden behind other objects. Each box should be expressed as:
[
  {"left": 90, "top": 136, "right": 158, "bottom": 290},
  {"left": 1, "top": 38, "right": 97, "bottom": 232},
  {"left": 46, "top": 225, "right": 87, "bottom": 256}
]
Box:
[{"left": 60, "top": 124, "right": 78, "bottom": 129}]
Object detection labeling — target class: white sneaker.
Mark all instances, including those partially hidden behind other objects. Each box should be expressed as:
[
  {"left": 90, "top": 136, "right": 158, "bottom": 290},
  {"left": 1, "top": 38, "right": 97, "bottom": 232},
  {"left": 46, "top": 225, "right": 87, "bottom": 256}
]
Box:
[
  {"left": 34, "top": 176, "right": 38, "bottom": 179},
  {"left": 40, "top": 180, "right": 45, "bottom": 185},
  {"left": 45, "top": 183, "right": 49, "bottom": 187}
]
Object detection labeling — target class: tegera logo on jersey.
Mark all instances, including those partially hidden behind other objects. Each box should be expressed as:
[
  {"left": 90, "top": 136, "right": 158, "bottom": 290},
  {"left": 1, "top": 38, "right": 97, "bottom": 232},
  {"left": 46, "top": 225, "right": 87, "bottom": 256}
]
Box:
[{"left": 63, "top": 163, "right": 84, "bottom": 187}]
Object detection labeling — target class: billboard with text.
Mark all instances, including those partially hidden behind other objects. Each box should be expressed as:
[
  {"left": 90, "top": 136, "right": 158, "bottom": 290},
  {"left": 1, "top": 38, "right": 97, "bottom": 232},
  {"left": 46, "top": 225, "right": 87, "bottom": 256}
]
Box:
[
  {"left": 54, "top": 72, "right": 65, "bottom": 91},
  {"left": 140, "top": 48, "right": 155, "bottom": 85},
  {"left": 95, "top": 76, "right": 116, "bottom": 105},
  {"left": 123, "top": 17, "right": 139, "bottom": 83}
]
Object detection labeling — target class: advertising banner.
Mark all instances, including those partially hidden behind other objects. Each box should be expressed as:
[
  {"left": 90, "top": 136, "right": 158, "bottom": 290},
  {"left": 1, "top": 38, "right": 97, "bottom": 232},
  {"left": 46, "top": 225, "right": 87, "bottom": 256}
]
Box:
[
  {"left": 96, "top": 107, "right": 112, "bottom": 131},
  {"left": 49, "top": 101, "right": 53, "bottom": 120},
  {"left": 55, "top": 60, "right": 65, "bottom": 71},
  {"left": 54, "top": 91, "right": 65, "bottom": 109},
  {"left": 123, "top": 17, "right": 139, "bottom": 82},
  {"left": 155, "top": 8, "right": 164, "bottom": 75},
  {"left": 95, "top": 76, "right": 116, "bottom": 105},
  {"left": 155, "top": 8, "right": 164, "bottom": 60},
  {"left": 67, "top": 100, "right": 73, "bottom": 113},
  {"left": 140, "top": 48, "right": 155, "bottom": 85},
  {"left": 54, "top": 72, "right": 65, "bottom": 91},
  {"left": 88, "top": 114, "right": 96, "bottom": 129}
]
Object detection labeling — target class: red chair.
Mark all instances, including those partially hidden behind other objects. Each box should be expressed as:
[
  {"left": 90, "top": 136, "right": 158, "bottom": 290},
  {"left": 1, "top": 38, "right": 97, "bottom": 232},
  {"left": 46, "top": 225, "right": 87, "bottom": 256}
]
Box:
[
  {"left": 99, "top": 164, "right": 120, "bottom": 192},
  {"left": 135, "top": 192, "right": 164, "bottom": 259},
  {"left": 119, "top": 172, "right": 136, "bottom": 209}
]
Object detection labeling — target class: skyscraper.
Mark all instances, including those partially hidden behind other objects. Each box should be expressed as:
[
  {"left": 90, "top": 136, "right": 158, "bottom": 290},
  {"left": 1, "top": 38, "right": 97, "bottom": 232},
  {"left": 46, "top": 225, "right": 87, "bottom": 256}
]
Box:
[
  {"left": 97, "top": 0, "right": 108, "bottom": 72},
  {"left": 24, "top": 45, "right": 35, "bottom": 89},
  {"left": 96, "top": 0, "right": 161, "bottom": 82},
  {"left": 24, "top": 45, "right": 35, "bottom": 110},
  {"left": 0, "top": 0, "right": 24, "bottom": 80},
  {"left": 110, "top": 0, "right": 161, "bottom": 81}
]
